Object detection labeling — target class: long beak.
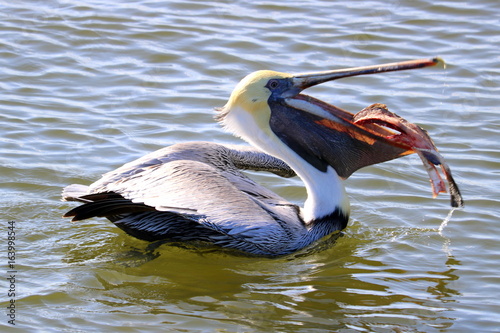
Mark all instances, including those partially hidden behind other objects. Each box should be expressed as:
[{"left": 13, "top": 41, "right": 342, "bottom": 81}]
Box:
[
  {"left": 269, "top": 57, "right": 462, "bottom": 206},
  {"left": 292, "top": 58, "right": 441, "bottom": 90},
  {"left": 269, "top": 58, "right": 441, "bottom": 178}
]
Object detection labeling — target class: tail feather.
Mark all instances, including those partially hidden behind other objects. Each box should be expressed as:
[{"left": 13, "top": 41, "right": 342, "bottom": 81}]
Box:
[
  {"left": 61, "top": 184, "right": 201, "bottom": 241},
  {"left": 61, "top": 184, "right": 91, "bottom": 202},
  {"left": 63, "top": 197, "right": 156, "bottom": 222}
]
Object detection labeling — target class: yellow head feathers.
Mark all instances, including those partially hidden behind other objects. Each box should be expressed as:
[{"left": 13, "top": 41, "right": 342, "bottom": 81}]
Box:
[
  {"left": 216, "top": 70, "right": 293, "bottom": 146},
  {"left": 224, "top": 70, "right": 292, "bottom": 114}
]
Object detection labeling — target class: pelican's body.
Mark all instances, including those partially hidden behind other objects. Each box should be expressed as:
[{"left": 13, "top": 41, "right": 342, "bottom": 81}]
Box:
[
  {"left": 63, "top": 58, "right": 462, "bottom": 256},
  {"left": 64, "top": 142, "right": 347, "bottom": 255}
]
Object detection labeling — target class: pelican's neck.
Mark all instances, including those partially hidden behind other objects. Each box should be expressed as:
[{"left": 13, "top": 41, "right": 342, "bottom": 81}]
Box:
[
  {"left": 266, "top": 146, "right": 350, "bottom": 223},
  {"left": 297, "top": 164, "right": 350, "bottom": 223},
  {"left": 220, "top": 105, "right": 350, "bottom": 223}
]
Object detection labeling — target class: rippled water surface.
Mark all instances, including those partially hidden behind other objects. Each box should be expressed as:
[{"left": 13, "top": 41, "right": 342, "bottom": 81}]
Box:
[{"left": 1, "top": 0, "right": 499, "bottom": 332}]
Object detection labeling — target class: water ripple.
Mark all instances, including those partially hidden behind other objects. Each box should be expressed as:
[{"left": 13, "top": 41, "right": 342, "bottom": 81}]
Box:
[{"left": 1, "top": 0, "right": 499, "bottom": 332}]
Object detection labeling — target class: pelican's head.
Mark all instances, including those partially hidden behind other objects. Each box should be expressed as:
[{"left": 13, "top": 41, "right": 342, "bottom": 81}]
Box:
[
  {"left": 217, "top": 70, "right": 294, "bottom": 136},
  {"left": 217, "top": 58, "right": 440, "bottom": 179}
]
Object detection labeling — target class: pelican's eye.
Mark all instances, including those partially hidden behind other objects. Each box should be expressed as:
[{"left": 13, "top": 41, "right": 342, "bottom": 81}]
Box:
[{"left": 267, "top": 79, "right": 280, "bottom": 90}]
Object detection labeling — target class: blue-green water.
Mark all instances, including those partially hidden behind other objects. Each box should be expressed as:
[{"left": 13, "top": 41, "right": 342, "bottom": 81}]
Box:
[{"left": 1, "top": 0, "right": 499, "bottom": 332}]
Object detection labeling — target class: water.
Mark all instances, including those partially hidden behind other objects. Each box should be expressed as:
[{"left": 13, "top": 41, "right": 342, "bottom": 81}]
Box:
[{"left": 1, "top": 0, "right": 499, "bottom": 331}]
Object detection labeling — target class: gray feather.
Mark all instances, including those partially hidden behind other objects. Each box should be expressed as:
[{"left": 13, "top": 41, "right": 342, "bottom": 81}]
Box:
[{"left": 62, "top": 142, "right": 345, "bottom": 255}]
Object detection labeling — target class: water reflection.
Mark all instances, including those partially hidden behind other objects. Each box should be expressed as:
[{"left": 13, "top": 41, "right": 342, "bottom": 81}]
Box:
[
  {"left": 60, "top": 224, "right": 461, "bottom": 331},
  {"left": 428, "top": 255, "right": 462, "bottom": 300}
]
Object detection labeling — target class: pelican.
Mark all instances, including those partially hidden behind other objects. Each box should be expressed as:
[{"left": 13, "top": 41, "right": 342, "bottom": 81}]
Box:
[{"left": 63, "top": 58, "right": 463, "bottom": 256}]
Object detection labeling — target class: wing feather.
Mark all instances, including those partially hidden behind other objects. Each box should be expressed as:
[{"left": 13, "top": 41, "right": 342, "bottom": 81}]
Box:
[{"left": 79, "top": 142, "right": 305, "bottom": 253}]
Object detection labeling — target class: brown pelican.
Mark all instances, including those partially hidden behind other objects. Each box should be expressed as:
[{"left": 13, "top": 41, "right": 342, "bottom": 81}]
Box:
[{"left": 63, "top": 58, "right": 463, "bottom": 256}]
